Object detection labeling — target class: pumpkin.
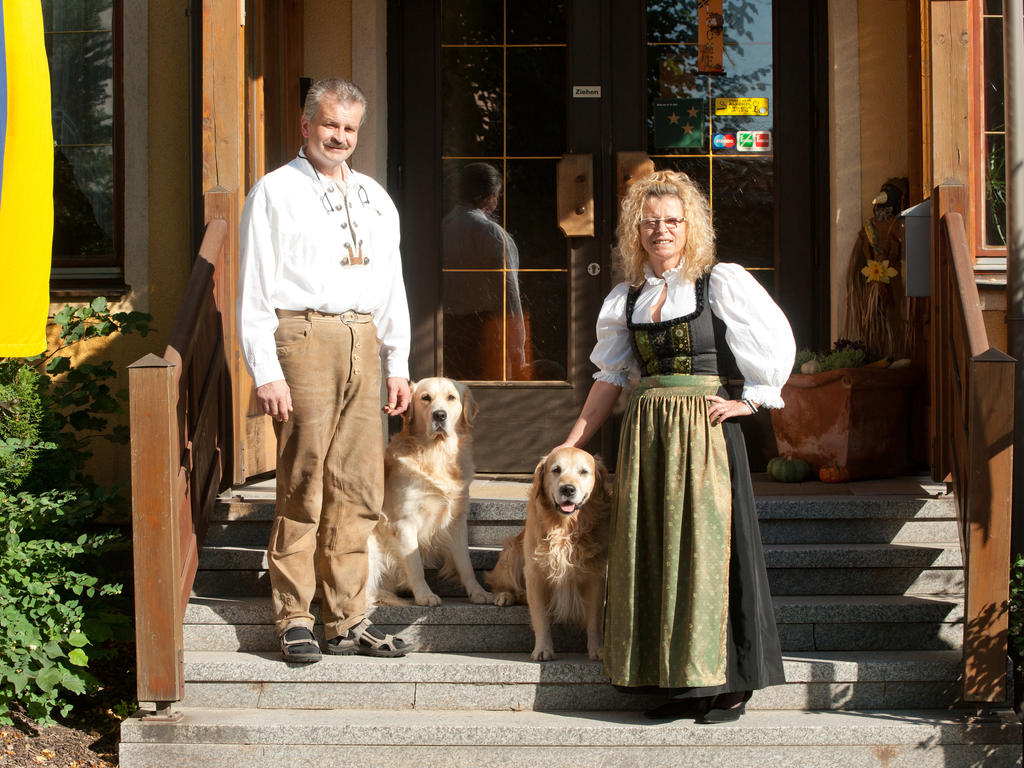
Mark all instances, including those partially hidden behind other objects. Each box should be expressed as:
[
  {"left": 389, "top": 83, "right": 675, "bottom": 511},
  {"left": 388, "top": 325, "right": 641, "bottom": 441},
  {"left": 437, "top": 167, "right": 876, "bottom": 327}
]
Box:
[
  {"left": 819, "top": 465, "right": 851, "bottom": 483},
  {"left": 766, "top": 456, "right": 810, "bottom": 483}
]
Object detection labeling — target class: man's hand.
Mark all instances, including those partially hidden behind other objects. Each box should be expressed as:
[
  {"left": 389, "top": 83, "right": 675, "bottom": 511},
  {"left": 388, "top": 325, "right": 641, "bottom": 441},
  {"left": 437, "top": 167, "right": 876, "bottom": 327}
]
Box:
[
  {"left": 256, "top": 379, "right": 293, "bottom": 422},
  {"left": 384, "top": 377, "right": 411, "bottom": 415}
]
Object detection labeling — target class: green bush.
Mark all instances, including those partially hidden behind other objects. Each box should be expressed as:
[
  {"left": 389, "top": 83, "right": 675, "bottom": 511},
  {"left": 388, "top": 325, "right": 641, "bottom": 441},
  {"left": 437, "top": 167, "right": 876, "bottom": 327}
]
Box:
[
  {"left": 1010, "top": 554, "right": 1024, "bottom": 670},
  {"left": 0, "top": 298, "right": 151, "bottom": 724}
]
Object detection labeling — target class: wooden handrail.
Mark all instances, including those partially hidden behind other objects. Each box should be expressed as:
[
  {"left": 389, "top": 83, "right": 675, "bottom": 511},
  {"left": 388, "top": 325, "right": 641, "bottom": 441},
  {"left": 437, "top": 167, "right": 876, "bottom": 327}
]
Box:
[
  {"left": 930, "top": 182, "right": 1015, "bottom": 704},
  {"left": 128, "top": 205, "right": 234, "bottom": 714}
]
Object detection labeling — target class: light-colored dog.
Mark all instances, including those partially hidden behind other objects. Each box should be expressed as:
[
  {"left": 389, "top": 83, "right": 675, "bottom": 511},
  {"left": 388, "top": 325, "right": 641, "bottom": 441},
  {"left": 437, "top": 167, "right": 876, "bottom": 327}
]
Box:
[
  {"left": 485, "top": 446, "right": 611, "bottom": 661},
  {"left": 367, "top": 377, "right": 492, "bottom": 607}
]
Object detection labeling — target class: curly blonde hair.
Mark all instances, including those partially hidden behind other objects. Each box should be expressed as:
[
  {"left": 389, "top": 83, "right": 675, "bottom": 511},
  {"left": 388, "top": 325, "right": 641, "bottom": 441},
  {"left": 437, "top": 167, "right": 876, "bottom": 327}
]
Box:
[{"left": 616, "top": 170, "right": 715, "bottom": 286}]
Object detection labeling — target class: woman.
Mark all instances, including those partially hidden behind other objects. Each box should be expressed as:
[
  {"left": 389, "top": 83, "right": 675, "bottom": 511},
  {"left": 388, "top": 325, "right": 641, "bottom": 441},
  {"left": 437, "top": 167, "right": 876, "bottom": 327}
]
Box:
[{"left": 559, "top": 170, "right": 795, "bottom": 722}]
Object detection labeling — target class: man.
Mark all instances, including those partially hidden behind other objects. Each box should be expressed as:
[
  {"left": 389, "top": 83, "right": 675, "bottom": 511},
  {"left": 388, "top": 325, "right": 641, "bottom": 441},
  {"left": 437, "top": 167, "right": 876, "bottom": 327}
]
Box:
[
  {"left": 441, "top": 162, "right": 528, "bottom": 379},
  {"left": 238, "top": 78, "right": 412, "bottom": 663}
]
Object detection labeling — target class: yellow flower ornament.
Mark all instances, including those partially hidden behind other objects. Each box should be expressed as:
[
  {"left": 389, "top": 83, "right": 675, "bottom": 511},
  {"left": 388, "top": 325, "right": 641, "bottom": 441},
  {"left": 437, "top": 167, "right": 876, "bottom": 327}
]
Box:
[{"left": 861, "top": 259, "right": 898, "bottom": 284}]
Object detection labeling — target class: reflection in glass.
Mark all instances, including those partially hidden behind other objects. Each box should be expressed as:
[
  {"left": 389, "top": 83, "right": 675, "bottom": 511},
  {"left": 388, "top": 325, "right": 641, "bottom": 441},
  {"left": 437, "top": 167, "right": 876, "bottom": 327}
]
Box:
[
  {"left": 442, "top": 163, "right": 529, "bottom": 381},
  {"left": 507, "top": 46, "right": 565, "bottom": 156},
  {"left": 722, "top": 0, "right": 772, "bottom": 44},
  {"left": 442, "top": 47, "right": 504, "bottom": 157},
  {"left": 44, "top": 0, "right": 115, "bottom": 262},
  {"left": 646, "top": 1, "right": 697, "bottom": 43}
]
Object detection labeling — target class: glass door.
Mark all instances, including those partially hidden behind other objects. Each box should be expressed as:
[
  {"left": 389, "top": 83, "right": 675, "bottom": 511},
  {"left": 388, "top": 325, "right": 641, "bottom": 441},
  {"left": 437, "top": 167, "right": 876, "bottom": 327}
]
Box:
[
  {"left": 439, "top": 2, "right": 570, "bottom": 384},
  {"left": 389, "top": 0, "right": 826, "bottom": 473}
]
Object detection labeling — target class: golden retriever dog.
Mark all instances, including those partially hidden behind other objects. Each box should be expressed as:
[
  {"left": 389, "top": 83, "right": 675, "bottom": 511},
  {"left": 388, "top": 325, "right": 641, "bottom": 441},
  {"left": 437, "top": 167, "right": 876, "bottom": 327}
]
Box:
[
  {"left": 485, "top": 447, "right": 611, "bottom": 661},
  {"left": 367, "top": 377, "right": 492, "bottom": 607}
]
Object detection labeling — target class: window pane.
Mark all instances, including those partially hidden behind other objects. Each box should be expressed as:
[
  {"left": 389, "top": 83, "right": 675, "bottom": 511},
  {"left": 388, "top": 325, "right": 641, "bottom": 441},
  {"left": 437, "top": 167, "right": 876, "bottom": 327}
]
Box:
[
  {"left": 712, "top": 157, "right": 774, "bottom": 269},
  {"left": 507, "top": 46, "right": 565, "bottom": 156},
  {"left": 443, "top": 272, "right": 505, "bottom": 380},
  {"left": 44, "top": 0, "right": 115, "bottom": 265},
  {"left": 984, "top": 16, "right": 1004, "bottom": 131},
  {"left": 519, "top": 271, "right": 568, "bottom": 381},
  {"left": 442, "top": 47, "right": 504, "bottom": 157},
  {"left": 442, "top": 0, "right": 502, "bottom": 45},
  {"left": 985, "top": 133, "right": 1007, "bottom": 247},
  {"left": 54, "top": 146, "right": 114, "bottom": 259},
  {"left": 653, "top": 157, "right": 711, "bottom": 198},
  {"left": 505, "top": 159, "right": 565, "bottom": 269},
  {"left": 507, "top": 0, "right": 566, "bottom": 44}
]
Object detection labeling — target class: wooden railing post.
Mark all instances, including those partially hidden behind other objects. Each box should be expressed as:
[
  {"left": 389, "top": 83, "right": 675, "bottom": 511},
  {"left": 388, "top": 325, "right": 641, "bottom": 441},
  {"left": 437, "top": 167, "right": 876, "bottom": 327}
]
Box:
[
  {"left": 963, "top": 348, "right": 1015, "bottom": 702},
  {"left": 128, "top": 354, "right": 185, "bottom": 719},
  {"left": 930, "top": 182, "right": 966, "bottom": 481}
]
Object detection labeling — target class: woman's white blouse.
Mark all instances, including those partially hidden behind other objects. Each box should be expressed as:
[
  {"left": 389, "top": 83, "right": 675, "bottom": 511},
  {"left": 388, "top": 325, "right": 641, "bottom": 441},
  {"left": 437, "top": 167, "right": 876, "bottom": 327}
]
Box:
[{"left": 590, "top": 262, "right": 796, "bottom": 408}]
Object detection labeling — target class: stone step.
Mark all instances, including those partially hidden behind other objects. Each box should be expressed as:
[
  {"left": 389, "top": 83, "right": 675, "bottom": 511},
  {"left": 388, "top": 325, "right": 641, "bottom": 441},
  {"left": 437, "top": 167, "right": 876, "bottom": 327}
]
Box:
[
  {"left": 197, "top": 542, "right": 963, "bottom": 571},
  {"left": 177, "top": 649, "right": 975, "bottom": 711},
  {"left": 192, "top": 541, "right": 964, "bottom": 598},
  {"left": 118, "top": 707, "right": 1022, "bottom": 768},
  {"left": 203, "top": 514, "right": 958, "bottom": 548},
  {"left": 181, "top": 596, "right": 963, "bottom": 654}
]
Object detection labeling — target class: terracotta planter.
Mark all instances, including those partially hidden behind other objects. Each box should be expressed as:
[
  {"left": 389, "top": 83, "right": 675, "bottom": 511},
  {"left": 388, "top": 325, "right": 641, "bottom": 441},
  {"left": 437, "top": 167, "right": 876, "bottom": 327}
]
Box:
[{"left": 770, "top": 366, "right": 923, "bottom": 480}]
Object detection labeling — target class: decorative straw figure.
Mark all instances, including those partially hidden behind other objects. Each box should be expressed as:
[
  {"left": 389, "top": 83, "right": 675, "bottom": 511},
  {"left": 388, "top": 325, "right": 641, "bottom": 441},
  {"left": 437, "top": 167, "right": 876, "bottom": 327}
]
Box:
[{"left": 842, "top": 178, "right": 911, "bottom": 361}]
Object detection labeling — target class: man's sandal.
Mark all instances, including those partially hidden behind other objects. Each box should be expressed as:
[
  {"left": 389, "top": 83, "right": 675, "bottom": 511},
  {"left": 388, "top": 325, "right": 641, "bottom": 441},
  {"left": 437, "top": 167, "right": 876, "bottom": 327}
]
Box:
[
  {"left": 326, "top": 618, "right": 413, "bottom": 658},
  {"left": 280, "top": 626, "right": 322, "bottom": 663}
]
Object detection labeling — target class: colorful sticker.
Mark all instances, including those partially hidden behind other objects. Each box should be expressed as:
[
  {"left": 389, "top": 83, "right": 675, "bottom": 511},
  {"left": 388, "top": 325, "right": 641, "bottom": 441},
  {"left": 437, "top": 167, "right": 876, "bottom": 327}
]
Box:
[
  {"left": 712, "top": 133, "right": 736, "bottom": 150},
  {"left": 736, "top": 130, "right": 772, "bottom": 152},
  {"left": 715, "top": 97, "right": 769, "bottom": 116},
  {"left": 653, "top": 98, "right": 705, "bottom": 149}
]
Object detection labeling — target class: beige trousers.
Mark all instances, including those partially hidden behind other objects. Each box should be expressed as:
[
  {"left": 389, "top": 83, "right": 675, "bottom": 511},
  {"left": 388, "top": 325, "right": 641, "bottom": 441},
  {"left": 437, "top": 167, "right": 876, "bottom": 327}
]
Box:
[{"left": 269, "top": 309, "right": 384, "bottom": 640}]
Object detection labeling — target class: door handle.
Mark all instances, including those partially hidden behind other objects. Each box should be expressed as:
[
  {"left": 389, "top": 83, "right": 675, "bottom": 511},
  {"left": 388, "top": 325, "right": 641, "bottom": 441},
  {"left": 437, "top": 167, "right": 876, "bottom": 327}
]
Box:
[
  {"left": 616, "top": 152, "right": 654, "bottom": 204},
  {"left": 556, "top": 154, "right": 594, "bottom": 237}
]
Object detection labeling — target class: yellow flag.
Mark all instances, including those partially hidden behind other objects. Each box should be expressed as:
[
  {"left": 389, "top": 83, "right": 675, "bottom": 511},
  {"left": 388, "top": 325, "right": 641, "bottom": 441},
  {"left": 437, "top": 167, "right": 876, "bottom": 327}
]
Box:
[{"left": 0, "top": 1, "right": 54, "bottom": 357}]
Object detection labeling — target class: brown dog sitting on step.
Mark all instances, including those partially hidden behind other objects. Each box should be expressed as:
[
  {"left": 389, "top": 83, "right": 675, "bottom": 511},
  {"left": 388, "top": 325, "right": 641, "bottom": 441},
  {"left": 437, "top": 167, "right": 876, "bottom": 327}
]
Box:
[{"left": 485, "top": 446, "right": 611, "bottom": 661}]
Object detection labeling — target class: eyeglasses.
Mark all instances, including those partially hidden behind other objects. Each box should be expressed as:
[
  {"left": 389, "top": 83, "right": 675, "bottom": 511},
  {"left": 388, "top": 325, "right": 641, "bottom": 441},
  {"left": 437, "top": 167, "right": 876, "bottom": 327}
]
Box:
[{"left": 639, "top": 216, "right": 686, "bottom": 231}]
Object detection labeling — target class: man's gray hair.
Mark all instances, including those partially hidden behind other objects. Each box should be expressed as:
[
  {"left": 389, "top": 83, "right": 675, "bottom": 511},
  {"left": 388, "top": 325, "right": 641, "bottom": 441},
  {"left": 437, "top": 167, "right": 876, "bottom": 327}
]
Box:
[{"left": 303, "top": 78, "right": 368, "bottom": 125}]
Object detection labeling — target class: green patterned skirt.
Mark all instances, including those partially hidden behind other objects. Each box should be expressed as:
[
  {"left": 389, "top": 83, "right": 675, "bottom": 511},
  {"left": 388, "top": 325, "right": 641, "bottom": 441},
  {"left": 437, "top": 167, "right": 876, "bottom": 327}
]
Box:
[{"left": 603, "top": 374, "right": 733, "bottom": 688}]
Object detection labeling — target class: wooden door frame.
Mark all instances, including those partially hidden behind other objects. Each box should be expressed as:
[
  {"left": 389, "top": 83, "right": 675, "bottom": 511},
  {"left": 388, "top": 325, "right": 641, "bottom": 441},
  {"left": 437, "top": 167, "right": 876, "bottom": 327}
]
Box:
[{"left": 192, "top": 0, "right": 303, "bottom": 483}]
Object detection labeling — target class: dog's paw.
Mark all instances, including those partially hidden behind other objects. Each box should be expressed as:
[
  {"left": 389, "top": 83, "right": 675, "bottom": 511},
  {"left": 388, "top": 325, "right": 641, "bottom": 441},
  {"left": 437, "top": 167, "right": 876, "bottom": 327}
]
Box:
[
  {"left": 414, "top": 592, "right": 442, "bottom": 607},
  {"left": 493, "top": 592, "right": 516, "bottom": 607},
  {"left": 468, "top": 588, "right": 493, "bottom": 605},
  {"left": 588, "top": 645, "right": 604, "bottom": 661},
  {"left": 531, "top": 647, "right": 556, "bottom": 662}
]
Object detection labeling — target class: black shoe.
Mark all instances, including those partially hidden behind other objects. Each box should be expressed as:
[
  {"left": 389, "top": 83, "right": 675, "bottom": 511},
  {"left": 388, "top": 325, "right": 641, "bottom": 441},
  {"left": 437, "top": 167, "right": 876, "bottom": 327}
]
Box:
[
  {"left": 643, "top": 695, "right": 711, "bottom": 720},
  {"left": 699, "top": 691, "right": 752, "bottom": 724},
  {"left": 279, "top": 626, "right": 321, "bottom": 663}
]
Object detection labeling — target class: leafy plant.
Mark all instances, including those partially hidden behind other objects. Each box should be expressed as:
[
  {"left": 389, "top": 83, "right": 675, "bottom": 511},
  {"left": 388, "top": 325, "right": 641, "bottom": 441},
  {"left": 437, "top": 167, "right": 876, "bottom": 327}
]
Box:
[
  {"left": 1010, "top": 554, "right": 1024, "bottom": 671},
  {"left": 792, "top": 339, "right": 867, "bottom": 374},
  {"left": 0, "top": 298, "right": 151, "bottom": 724}
]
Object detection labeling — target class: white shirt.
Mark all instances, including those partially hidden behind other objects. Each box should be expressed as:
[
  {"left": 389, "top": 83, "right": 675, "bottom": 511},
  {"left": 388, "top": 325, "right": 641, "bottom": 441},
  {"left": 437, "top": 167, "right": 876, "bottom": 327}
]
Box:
[
  {"left": 237, "top": 153, "right": 411, "bottom": 387},
  {"left": 590, "top": 262, "right": 795, "bottom": 408}
]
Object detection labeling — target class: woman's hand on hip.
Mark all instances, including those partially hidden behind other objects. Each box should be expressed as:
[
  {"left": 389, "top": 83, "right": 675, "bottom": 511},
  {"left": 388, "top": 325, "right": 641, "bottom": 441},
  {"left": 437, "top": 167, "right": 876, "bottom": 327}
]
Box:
[{"left": 705, "top": 394, "right": 754, "bottom": 425}]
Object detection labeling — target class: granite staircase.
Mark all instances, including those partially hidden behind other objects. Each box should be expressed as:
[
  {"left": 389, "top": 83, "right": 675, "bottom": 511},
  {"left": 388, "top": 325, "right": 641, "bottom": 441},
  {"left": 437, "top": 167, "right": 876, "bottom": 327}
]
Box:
[{"left": 119, "top": 476, "right": 1022, "bottom": 767}]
